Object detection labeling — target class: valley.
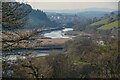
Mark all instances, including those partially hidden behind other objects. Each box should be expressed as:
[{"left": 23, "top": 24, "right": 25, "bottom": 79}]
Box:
[{"left": 1, "top": 1, "right": 119, "bottom": 79}]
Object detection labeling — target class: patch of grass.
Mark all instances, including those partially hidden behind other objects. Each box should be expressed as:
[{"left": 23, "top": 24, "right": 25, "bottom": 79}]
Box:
[
  {"left": 91, "top": 16, "right": 117, "bottom": 26},
  {"left": 36, "top": 56, "right": 45, "bottom": 59},
  {"left": 91, "top": 18, "right": 109, "bottom": 26},
  {"left": 98, "top": 20, "right": 119, "bottom": 30},
  {"left": 74, "top": 61, "right": 90, "bottom": 65}
]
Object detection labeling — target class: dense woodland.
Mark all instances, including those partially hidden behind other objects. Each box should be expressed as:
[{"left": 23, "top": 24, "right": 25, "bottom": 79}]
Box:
[{"left": 1, "top": 2, "right": 120, "bottom": 79}]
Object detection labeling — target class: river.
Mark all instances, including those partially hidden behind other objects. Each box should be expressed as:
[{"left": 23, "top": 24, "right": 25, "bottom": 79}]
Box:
[
  {"left": 44, "top": 28, "right": 74, "bottom": 38},
  {"left": 3, "top": 28, "right": 74, "bottom": 60}
]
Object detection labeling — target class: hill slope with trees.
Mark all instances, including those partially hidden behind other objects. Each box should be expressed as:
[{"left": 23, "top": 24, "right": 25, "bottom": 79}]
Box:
[{"left": 24, "top": 9, "right": 58, "bottom": 29}]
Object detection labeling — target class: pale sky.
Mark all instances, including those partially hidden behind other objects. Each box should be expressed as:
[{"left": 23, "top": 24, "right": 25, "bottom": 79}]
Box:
[
  {"left": 16, "top": 0, "right": 119, "bottom": 2},
  {"left": 3, "top": 0, "right": 119, "bottom": 10},
  {"left": 26, "top": 2, "right": 118, "bottom": 10}
]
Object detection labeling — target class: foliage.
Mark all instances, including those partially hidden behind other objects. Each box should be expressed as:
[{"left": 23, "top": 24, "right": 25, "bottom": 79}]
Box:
[
  {"left": 24, "top": 9, "right": 57, "bottom": 29},
  {"left": 2, "top": 2, "right": 32, "bottom": 30},
  {"left": 4, "top": 36, "right": 119, "bottom": 78}
]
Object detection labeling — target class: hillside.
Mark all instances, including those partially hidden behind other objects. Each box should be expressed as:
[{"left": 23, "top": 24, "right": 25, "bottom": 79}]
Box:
[
  {"left": 98, "top": 20, "right": 119, "bottom": 30},
  {"left": 24, "top": 9, "right": 58, "bottom": 29},
  {"left": 91, "top": 16, "right": 117, "bottom": 26},
  {"left": 2, "top": 2, "right": 32, "bottom": 30}
]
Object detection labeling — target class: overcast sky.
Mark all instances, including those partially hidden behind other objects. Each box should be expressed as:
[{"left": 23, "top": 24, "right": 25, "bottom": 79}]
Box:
[
  {"left": 26, "top": 2, "right": 118, "bottom": 10},
  {"left": 16, "top": 0, "right": 119, "bottom": 2},
  {"left": 5, "top": 0, "right": 119, "bottom": 10}
]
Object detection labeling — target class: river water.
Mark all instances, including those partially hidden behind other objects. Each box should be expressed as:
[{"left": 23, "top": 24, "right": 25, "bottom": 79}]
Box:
[
  {"left": 44, "top": 28, "right": 73, "bottom": 38},
  {"left": 3, "top": 28, "right": 74, "bottom": 60}
]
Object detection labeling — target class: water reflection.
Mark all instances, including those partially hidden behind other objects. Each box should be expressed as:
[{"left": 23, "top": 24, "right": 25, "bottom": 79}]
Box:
[{"left": 44, "top": 28, "right": 73, "bottom": 38}]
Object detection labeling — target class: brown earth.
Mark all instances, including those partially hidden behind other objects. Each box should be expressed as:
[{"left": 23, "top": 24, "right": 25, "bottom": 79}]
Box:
[{"left": 37, "top": 38, "right": 71, "bottom": 45}]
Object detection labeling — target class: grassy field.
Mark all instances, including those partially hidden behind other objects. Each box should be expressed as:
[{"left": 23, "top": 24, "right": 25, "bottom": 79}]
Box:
[
  {"left": 98, "top": 20, "right": 119, "bottom": 30},
  {"left": 91, "top": 18, "right": 109, "bottom": 26},
  {"left": 91, "top": 16, "right": 117, "bottom": 26}
]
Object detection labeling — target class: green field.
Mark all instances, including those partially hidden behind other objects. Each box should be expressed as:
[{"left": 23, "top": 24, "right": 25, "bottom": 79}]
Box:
[
  {"left": 91, "top": 16, "right": 117, "bottom": 26},
  {"left": 36, "top": 56, "right": 46, "bottom": 59},
  {"left": 98, "top": 20, "right": 119, "bottom": 30}
]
